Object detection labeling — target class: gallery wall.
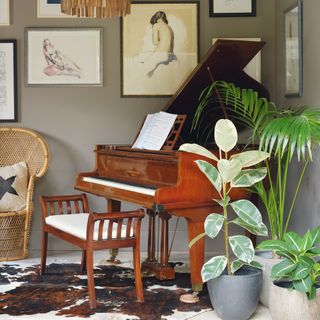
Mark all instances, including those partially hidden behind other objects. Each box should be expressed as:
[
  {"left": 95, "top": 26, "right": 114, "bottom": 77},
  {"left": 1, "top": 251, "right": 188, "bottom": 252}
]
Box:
[
  {"left": 275, "top": 0, "right": 320, "bottom": 234},
  {"left": 0, "top": 0, "right": 276, "bottom": 254}
]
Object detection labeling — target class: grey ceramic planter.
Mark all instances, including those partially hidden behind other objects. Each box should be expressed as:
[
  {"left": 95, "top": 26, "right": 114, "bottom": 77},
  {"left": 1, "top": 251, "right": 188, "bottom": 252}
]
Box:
[{"left": 207, "top": 266, "right": 262, "bottom": 320}]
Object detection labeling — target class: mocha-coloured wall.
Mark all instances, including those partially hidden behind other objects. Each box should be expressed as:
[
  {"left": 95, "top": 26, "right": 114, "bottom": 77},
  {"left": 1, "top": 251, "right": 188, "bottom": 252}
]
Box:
[
  {"left": 1, "top": 0, "right": 276, "bottom": 254},
  {"left": 274, "top": 0, "right": 320, "bottom": 234}
]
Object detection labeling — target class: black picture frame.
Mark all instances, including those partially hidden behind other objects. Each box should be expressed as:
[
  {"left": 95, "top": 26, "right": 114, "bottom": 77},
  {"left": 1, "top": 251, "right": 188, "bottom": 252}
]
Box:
[
  {"left": 120, "top": 1, "right": 200, "bottom": 97},
  {"left": 284, "top": 0, "right": 303, "bottom": 97},
  {"left": 0, "top": 39, "right": 17, "bottom": 122},
  {"left": 209, "top": 0, "right": 256, "bottom": 17}
]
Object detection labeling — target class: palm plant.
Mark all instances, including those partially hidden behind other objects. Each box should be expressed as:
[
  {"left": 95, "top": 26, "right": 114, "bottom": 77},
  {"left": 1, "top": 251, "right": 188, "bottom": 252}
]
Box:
[{"left": 193, "top": 80, "right": 320, "bottom": 241}]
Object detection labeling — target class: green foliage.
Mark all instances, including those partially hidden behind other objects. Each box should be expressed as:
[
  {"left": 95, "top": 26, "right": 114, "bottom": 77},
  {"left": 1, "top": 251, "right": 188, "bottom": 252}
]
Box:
[
  {"left": 257, "top": 227, "right": 320, "bottom": 300},
  {"left": 181, "top": 119, "right": 268, "bottom": 282},
  {"left": 193, "top": 80, "right": 320, "bottom": 241}
]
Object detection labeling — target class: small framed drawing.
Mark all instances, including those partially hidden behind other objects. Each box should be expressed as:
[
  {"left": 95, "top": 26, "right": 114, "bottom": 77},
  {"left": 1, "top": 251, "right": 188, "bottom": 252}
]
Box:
[
  {"left": 25, "top": 28, "right": 103, "bottom": 87},
  {"left": 209, "top": 0, "right": 256, "bottom": 17},
  {"left": 37, "top": 0, "right": 73, "bottom": 18},
  {"left": 0, "top": 40, "right": 17, "bottom": 122},
  {"left": 0, "top": 0, "right": 10, "bottom": 25},
  {"left": 284, "top": 1, "right": 303, "bottom": 97},
  {"left": 212, "top": 38, "right": 261, "bottom": 82},
  {"left": 121, "top": 1, "right": 199, "bottom": 97}
]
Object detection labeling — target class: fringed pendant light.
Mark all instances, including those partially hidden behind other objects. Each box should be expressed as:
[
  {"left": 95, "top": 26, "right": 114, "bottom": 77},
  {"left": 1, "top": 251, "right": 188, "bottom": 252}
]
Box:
[{"left": 61, "top": 0, "right": 131, "bottom": 18}]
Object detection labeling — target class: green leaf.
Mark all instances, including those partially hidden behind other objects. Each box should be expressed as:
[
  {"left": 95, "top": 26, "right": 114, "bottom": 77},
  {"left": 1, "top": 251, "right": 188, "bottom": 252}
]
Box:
[
  {"left": 214, "top": 119, "right": 238, "bottom": 152},
  {"left": 247, "top": 260, "right": 263, "bottom": 269},
  {"left": 179, "top": 143, "right": 219, "bottom": 161},
  {"left": 231, "top": 260, "right": 244, "bottom": 274},
  {"left": 231, "top": 167, "right": 267, "bottom": 188},
  {"left": 189, "top": 232, "right": 206, "bottom": 248},
  {"left": 293, "top": 275, "right": 313, "bottom": 293},
  {"left": 312, "top": 263, "right": 320, "bottom": 275},
  {"left": 309, "top": 247, "right": 320, "bottom": 255},
  {"left": 291, "top": 262, "right": 312, "bottom": 280},
  {"left": 204, "top": 214, "right": 225, "bottom": 238},
  {"left": 271, "top": 259, "right": 297, "bottom": 279},
  {"left": 217, "top": 159, "right": 242, "bottom": 183},
  {"left": 284, "top": 232, "right": 303, "bottom": 251},
  {"left": 230, "top": 199, "right": 262, "bottom": 227},
  {"left": 196, "top": 160, "right": 222, "bottom": 193},
  {"left": 201, "top": 255, "right": 227, "bottom": 282},
  {"left": 257, "top": 239, "right": 293, "bottom": 254},
  {"left": 230, "top": 150, "right": 270, "bottom": 168},
  {"left": 301, "top": 230, "right": 313, "bottom": 251},
  {"left": 311, "top": 226, "right": 320, "bottom": 246},
  {"left": 232, "top": 218, "right": 268, "bottom": 236},
  {"left": 229, "top": 235, "right": 254, "bottom": 264}
]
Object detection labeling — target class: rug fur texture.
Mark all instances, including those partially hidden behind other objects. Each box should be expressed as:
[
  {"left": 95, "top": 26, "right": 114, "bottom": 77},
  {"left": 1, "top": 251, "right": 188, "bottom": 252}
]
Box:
[{"left": 0, "top": 263, "right": 211, "bottom": 320}]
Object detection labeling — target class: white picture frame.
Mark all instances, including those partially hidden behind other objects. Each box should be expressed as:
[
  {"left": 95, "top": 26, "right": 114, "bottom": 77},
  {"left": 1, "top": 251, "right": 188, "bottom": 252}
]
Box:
[
  {"left": 212, "top": 37, "right": 262, "bottom": 82},
  {"left": 25, "top": 28, "right": 103, "bottom": 87},
  {"left": 0, "top": 0, "right": 10, "bottom": 25},
  {"left": 37, "top": 0, "right": 73, "bottom": 18},
  {"left": 0, "top": 40, "right": 17, "bottom": 122}
]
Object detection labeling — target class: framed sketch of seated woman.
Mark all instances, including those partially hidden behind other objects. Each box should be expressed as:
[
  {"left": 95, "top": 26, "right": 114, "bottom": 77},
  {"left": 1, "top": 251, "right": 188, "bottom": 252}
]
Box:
[{"left": 121, "top": 1, "right": 199, "bottom": 97}]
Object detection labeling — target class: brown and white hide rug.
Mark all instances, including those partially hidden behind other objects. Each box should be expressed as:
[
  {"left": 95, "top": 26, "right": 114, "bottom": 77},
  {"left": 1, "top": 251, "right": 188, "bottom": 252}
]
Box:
[{"left": 0, "top": 262, "right": 212, "bottom": 320}]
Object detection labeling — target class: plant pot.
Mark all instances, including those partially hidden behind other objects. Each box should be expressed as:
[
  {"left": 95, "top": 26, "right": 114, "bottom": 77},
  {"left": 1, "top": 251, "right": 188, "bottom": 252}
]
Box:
[
  {"left": 254, "top": 250, "right": 281, "bottom": 307},
  {"left": 269, "top": 281, "right": 320, "bottom": 320},
  {"left": 207, "top": 266, "right": 262, "bottom": 320}
]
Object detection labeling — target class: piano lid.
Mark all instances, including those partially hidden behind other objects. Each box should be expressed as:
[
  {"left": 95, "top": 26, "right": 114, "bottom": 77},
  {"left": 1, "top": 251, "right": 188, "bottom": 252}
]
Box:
[{"left": 164, "top": 39, "right": 269, "bottom": 145}]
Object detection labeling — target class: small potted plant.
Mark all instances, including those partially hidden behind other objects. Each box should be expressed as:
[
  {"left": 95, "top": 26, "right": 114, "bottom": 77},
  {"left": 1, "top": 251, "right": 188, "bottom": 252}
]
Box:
[
  {"left": 179, "top": 119, "right": 269, "bottom": 320},
  {"left": 257, "top": 227, "right": 320, "bottom": 320}
]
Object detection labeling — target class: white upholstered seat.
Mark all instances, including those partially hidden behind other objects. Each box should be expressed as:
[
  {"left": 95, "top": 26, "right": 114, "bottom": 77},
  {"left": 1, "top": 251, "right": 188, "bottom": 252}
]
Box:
[{"left": 45, "top": 213, "right": 133, "bottom": 240}]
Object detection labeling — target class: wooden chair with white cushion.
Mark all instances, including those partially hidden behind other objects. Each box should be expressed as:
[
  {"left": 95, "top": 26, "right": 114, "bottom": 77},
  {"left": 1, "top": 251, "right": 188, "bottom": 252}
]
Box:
[{"left": 40, "top": 193, "right": 144, "bottom": 309}]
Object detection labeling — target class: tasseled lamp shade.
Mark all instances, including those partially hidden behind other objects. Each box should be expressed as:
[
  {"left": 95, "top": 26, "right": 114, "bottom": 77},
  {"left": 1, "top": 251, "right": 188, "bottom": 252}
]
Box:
[{"left": 61, "top": 0, "right": 131, "bottom": 18}]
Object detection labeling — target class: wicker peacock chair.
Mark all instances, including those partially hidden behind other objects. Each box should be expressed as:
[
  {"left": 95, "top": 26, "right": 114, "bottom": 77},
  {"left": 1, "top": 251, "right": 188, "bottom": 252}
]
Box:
[{"left": 0, "top": 127, "right": 49, "bottom": 261}]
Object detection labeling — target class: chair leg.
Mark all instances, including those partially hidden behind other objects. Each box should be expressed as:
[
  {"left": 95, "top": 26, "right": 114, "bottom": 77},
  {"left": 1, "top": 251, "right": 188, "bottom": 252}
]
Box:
[
  {"left": 40, "top": 231, "right": 48, "bottom": 275},
  {"left": 81, "top": 250, "right": 86, "bottom": 272},
  {"left": 133, "top": 246, "right": 144, "bottom": 302},
  {"left": 86, "top": 249, "right": 97, "bottom": 309}
]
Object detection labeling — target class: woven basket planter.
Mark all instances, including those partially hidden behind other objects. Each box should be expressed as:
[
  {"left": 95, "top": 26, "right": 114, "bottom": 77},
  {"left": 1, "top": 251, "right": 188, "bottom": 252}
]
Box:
[{"left": 0, "top": 127, "right": 49, "bottom": 261}]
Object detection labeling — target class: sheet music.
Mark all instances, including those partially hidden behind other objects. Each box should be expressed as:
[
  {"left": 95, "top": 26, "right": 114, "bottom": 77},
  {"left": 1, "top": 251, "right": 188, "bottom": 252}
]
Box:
[{"left": 132, "top": 111, "right": 177, "bottom": 150}]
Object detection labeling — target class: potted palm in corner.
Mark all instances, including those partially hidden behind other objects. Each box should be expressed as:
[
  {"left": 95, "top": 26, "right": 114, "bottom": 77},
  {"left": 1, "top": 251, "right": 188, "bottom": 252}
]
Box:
[
  {"left": 179, "top": 119, "right": 269, "bottom": 320},
  {"left": 192, "top": 80, "right": 320, "bottom": 306},
  {"left": 257, "top": 227, "right": 320, "bottom": 320}
]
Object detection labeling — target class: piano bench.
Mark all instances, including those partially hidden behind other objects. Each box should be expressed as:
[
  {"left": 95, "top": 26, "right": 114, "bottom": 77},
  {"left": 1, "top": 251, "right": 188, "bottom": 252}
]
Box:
[{"left": 40, "top": 193, "right": 145, "bottom": 309}]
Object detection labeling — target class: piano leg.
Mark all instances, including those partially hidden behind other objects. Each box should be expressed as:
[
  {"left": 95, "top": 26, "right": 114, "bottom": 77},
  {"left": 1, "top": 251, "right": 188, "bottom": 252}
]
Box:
[
  {"left": 107, "top": 199, "right": 121, "bottom": 264},
  {"left": 142, "top": 211, "right": 175, "bottom": 280},
  {"left": 187, "top": 219, "right": 205, "bottom": 292}
]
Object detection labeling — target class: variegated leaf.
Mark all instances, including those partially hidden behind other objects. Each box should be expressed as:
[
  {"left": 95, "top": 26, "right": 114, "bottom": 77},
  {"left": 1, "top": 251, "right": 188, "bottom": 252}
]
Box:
[
  {"left": 257, "top": 239, "right": 293, "bottom": 253},
  {"left": 214, "top": 119, "right": 238, "bottom": 153},
  {"left": 189, "top": 232, "right": 206, "bottom": 248},
  {"left": 213, "top": 196, "right": 230, "bottom": 207},
  {"left": 231, "top": 259, "right": 244, "bottom": 274},
  {"left": 230, "top": 150, "right": 270, "bottom": 167},
  {"left": 284, "top": 232, "right": 302, "bottom": 251},
  {"left": 205, "top": 214, "right": 225, "bottom": 238},
  {"left": 232, "top": 218, "right": 268, "bottom": 236},
  {"left": 271, "top": 258, "right": 297, "bottom": 279},
  {"left": 201, "top": 255, "right": 227, "bottom": 282},
  {"left": 230, "top": 199, "right": 262, "bottom": 227},
  {"left": 231, "top": 167, "right": 267, "bottom": 188},
  {"left": 179, "top": 143, "right": 219, "bottom": 161},
  {"left": 217, "top": 159, "right": 242, "bottom": 183},
  {"left": 195, "top": 160, "right": 222, "bottom": 193},
  {"left": 229, "top": 235, "right": 254, "bottom": 264},
  {"left": 293, "top": 276, "right": 313, "bottom": 294}
]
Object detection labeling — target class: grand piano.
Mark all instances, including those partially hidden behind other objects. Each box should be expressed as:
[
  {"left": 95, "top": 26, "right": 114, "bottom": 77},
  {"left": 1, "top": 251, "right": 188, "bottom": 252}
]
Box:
[{"left": 75, "top": 40, "right": 269, "bottom": 292}]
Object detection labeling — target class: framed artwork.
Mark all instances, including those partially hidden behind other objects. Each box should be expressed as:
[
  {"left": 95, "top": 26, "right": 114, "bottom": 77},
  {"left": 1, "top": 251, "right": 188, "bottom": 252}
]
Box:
[
  {"left": 25, "top": 28, "right": 103, "bottom": 87},
  {"left": 37, "top": 0, "right": 73, "bottom": 18},
  {"left": 284, "top": 1, "right": 303, "bottom": 97},
  {"left": 121, "top": 1, "right": 199, "bottom": 97},
  {"left": 0, "top": 0, "right": 10, "bottom": 25},
  {"left": 212, "top": 38, "right": 261, "bottom": 82},
  {"left": 0, "top": 40, "right": 17, "bottom": 122},
  {"left": 209, "top": 0, "right": 256, "bottom": 17}
]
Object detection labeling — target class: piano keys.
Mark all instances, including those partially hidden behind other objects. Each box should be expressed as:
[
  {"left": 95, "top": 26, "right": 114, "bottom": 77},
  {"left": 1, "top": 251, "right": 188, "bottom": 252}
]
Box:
[{"left": 75, "top": 39, "right": 269, "bottom": 292}]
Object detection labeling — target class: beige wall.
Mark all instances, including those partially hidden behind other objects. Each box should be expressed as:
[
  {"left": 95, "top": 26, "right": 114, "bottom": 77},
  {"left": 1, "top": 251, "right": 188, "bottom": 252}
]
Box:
[
  {"left": 275, "top": 0, "right": 320, "bottom": 234},
  {"left": 1, "top": 0, "right": 276, "bottom": 254}
]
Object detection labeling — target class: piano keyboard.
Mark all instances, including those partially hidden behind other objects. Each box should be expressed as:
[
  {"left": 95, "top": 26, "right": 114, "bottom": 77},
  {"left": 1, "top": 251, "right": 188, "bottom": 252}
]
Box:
[{"left": 82, "top": 177, "right": 156, "bottom": 196}]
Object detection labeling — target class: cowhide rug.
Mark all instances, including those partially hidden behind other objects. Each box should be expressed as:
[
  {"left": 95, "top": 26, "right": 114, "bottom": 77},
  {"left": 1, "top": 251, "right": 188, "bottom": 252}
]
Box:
[{"left": 0, "top": 263, "right": 212, "bottom": 320}]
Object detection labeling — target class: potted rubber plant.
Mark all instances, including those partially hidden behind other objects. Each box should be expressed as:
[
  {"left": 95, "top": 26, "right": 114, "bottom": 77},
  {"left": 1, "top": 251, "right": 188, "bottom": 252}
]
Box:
[
  {"left": 192, "top": 80, "right": 320, "bottom": 305},
  {"left": 257, "top": 227, "right": 320, "bottom": 320},
  {"left": 179, "top": 119, "right": 269, "bottom": 320}
]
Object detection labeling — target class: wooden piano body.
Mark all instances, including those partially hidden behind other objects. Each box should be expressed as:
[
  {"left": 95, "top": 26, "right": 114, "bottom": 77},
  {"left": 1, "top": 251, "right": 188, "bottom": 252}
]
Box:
[{"left": 75, "top": 40, "right": 269, "bottom": 292}]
